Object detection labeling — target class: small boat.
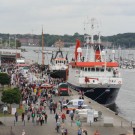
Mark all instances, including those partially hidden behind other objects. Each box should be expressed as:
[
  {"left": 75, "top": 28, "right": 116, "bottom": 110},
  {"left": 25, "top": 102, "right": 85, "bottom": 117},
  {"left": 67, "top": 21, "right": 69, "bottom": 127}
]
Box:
[{"left": 47, "top": 47, "right": 68, "bottom": 81}]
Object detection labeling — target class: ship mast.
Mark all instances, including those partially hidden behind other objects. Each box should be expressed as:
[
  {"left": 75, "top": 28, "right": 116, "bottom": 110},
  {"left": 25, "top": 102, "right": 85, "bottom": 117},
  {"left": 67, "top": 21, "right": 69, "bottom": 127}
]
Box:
[
  {"left": 42, "top": 27, "right": 45, "bottom": 65},
  {"left": 84, "top": 18, "right": 95, "bottom": 62}
]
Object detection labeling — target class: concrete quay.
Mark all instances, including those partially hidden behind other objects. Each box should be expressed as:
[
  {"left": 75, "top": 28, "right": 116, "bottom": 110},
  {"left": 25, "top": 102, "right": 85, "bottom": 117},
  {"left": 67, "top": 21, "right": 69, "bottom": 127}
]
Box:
[
  {"left": 0, "top": 90, "right": 134, "bottom": 135},
  {"left": 69, "top": 88, "right": 134, "bottom": 135}
]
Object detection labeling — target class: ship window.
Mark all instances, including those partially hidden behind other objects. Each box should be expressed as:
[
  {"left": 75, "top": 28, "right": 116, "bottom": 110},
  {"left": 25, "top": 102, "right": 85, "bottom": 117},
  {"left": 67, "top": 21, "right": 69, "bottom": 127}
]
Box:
[
  {"left": 108, "top": 68, "right": 111, "bottom": 72},
  {"left": 56, "top": 61, "right": 57, "bottom": 64},
  {"left": 88, "top": 68, "right": 90, "bottom": 71},
  {"left": 96, "top": 68, "right": 99, "bottom": 71},
  {"left": 64, "top": 61, "right": 65, "bottom": 64},
  {"left": 91, "top": 68, "right": 95, "bottom": 71},
  {"left": 101, "top": 68, "right": 104, "bottom": 72},
  {"left": 85, "top": 68, "right": 87, "bottom": 71}
]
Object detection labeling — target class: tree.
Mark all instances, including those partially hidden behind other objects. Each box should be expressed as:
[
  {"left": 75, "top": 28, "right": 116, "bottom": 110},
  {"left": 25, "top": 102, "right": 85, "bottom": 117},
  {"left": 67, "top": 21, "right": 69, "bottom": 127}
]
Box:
[
  {"left": 0, "top": 73, "right": 10, "bottom": 87},
  {"left": 1, "top": 88, "right": 21, "bottom": 113},
  {"left": 16, "top": 40, "right": 21, "bottom": 48}
]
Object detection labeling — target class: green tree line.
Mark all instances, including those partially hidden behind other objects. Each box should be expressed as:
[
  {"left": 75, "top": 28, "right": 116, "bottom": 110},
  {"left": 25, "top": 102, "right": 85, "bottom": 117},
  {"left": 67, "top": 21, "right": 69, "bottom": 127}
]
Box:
[{"left": 1, "top": 32, "right": 135, "bottom": 48}]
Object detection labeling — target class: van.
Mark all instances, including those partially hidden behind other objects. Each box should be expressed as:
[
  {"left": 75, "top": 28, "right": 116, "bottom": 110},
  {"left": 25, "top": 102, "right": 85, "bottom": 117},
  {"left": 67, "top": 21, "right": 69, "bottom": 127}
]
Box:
[{"left": 62, "top": 99, "right": 87, "bottom": 109}]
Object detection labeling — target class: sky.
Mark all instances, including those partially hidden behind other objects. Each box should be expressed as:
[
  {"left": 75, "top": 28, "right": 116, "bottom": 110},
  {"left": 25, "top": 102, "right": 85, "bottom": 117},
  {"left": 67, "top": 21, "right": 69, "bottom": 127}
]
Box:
[{"left": 0, "top": 0, "right": 135, "bottom": 36}]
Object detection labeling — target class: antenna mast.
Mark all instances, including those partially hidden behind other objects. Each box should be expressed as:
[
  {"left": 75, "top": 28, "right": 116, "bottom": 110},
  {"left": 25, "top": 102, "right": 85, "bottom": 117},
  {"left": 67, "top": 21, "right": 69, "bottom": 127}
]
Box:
[{"left": 42, "top": 27, "right": 45, "bottom": 65}]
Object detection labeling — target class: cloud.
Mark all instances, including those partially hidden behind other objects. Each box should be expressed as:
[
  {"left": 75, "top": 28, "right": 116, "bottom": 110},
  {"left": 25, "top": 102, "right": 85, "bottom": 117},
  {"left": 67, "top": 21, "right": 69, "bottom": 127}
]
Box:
[{"left": 0, "top": 0, "right": 135, "bottom": 35}]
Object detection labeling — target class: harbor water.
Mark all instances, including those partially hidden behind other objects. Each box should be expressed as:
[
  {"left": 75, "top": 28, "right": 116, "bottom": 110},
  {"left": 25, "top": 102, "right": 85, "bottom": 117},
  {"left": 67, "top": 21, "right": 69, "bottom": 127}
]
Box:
[{"left": 21, "top": 46, "right": 135, "bottom": 122}]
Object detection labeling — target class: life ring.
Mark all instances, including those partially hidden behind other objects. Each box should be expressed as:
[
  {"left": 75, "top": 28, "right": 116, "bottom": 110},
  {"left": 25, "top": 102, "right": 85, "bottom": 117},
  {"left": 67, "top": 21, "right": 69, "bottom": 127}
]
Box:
[{"left": 118, "top": 81, "right": 121, "bottom": 84}]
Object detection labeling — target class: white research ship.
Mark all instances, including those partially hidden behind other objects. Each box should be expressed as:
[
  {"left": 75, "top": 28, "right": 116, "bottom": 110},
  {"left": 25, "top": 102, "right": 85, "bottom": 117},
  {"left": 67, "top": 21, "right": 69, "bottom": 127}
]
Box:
[{"left": 67, "top": 19, "right": 122, "bottom": 106}]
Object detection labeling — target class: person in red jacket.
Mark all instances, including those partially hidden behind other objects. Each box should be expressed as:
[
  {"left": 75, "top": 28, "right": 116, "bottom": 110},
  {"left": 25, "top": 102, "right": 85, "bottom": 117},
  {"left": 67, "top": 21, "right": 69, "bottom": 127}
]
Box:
[{"left": 61, "top": 113, "right": 66, "bottom": 123}]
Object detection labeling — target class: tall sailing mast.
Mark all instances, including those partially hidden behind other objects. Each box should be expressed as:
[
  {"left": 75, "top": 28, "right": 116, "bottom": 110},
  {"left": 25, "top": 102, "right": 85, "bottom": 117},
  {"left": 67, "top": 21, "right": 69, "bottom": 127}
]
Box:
[{"left": 42, "top": 27, "right": 45, "bottom": 65}]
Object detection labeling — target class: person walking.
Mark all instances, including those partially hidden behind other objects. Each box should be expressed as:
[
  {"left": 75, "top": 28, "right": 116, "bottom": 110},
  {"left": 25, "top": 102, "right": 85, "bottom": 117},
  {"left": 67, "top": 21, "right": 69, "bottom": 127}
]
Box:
[
  {"left": 31, "top": 112, "right": 35, "bottom": 123},
  {"left": 77, "top": 128, "right": 82, "bottom": 135},
  {"left": 83, "top": 129, "right": 88, "bottom": 135},
  {"left": 39, "top": 115, "right": 43, "bottom": 126},
  {"left": 61, "top": 112, "right": 66, "bottom": 123},
  {"left": 15, "top": 111, "right": 18, "bottom": 122},
  {"left": 56, "top": 121, "right": 61, "bottom": 133},
  {"left": 27, "top": 111, "right": 31, "bottom": 122},
  {"left": 55, "top": 113, "right": 59, "bottom": 122},
  {"left": 76, "top": 119, "right": 81, "bottom": 128},
  {"left": 69, "top": 110, "right": 74, "bottom": 121},
  {"left": 44, "top": 113, "right": 48, "bottom": 123},
  {"left": 22, "top": 112, "right": 25, "bottom": 122}
]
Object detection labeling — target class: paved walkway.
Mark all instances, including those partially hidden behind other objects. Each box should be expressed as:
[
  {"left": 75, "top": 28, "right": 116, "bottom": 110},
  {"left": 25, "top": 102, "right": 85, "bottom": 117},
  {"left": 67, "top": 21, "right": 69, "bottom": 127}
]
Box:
[
  {"left": 0, "top": 96, "right": 80, "bottom": 135},
  {"left": 0, "top": 93, "right": 133, "bottom": 135},
  {"left": 0, "top": 71, "right": 134, "bottom": 135}
]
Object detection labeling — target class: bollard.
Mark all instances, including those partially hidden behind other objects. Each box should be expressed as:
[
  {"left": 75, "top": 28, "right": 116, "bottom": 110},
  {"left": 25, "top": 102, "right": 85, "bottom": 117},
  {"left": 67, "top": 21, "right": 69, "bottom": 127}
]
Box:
[{"left": 14, "top": 120, "right": 15, "bottom": 126}]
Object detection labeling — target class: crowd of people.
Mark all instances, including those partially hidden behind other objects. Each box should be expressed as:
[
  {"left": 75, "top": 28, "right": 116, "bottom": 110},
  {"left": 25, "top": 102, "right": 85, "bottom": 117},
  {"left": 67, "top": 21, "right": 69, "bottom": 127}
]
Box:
[{"left": 5, "top": 63, "right": 93, "bottom": 135}]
